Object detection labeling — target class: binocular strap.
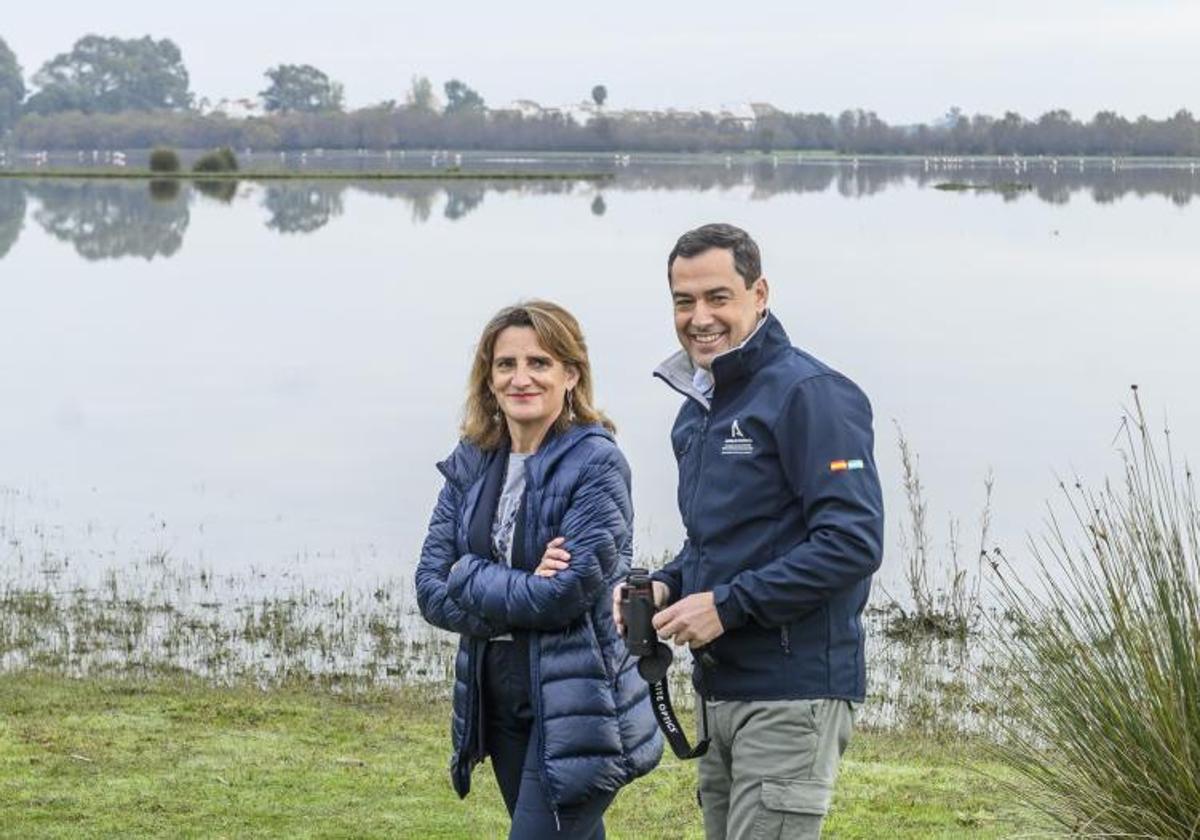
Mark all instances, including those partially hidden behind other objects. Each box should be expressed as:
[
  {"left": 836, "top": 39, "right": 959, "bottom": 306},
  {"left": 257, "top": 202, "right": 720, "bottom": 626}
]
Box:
[{"left": 635, "top": 643, "right": 709, "bottom": 760}]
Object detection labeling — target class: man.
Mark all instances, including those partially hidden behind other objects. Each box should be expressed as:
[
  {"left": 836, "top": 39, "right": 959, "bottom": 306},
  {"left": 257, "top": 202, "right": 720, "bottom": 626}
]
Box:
[{"left": 616, "top": 223, "right": 884, "bottom": 839}]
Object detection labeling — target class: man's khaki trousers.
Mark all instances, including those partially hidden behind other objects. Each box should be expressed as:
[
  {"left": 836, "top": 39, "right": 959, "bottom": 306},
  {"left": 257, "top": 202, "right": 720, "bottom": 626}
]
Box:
[{"left": 696, "top": 697, "right": 856, "bottom": 840}]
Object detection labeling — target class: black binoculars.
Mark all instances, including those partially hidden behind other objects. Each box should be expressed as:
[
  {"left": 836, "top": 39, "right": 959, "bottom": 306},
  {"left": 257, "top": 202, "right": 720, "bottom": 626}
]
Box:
[
  {"left": 617, "top": 567, "right": 711, "bottom": 760},
  {"left": 619, "top": 568, "right": 658, "bottom": 657}
]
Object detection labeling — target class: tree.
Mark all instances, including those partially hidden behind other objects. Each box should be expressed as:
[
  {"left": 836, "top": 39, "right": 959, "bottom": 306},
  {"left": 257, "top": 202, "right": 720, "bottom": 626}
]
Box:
[
  {"left": 260, "top": 64, "right": 344, "bottom": 113},
  {"left": 25, "top": 35, "right": 191, "bottom": 115},
  {"left": 591, "top": 85, "right": 607, "bottom": 107},
  {"left": 443, "top": 79, "right": 484, "bottom": 115},
  {"left": 0, "top": 37, "right": 24, "bottom": 134},
  {"left": 406, "top": 75, "right": 438, "bottom": 112}
]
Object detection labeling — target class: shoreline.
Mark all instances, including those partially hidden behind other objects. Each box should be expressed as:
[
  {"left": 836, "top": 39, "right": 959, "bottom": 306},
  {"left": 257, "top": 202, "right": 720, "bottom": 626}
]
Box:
[{"left": 0, "top": 169, "right": 614, "bottom": 181}]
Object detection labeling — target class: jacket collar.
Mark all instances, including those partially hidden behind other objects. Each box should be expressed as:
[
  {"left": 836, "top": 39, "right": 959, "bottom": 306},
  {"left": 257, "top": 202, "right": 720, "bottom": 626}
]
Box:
[
  {"left": 437, "top": 422, "right": 613, "bottom": 491},
  {"left": 653, "top": 311, "right": 791, "bottom": 409}
]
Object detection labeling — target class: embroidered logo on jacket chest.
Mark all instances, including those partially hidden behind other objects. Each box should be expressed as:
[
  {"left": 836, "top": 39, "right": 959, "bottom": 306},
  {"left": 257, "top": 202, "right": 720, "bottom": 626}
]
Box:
[{"left": 720, "top": 419, "right": 755, "bottom": 456}]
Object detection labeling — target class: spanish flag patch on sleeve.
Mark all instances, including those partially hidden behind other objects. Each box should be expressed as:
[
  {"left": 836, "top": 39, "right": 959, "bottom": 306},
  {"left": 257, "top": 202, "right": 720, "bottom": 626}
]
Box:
[{"left": 830, "top": 459, "right": 864, "bottom": 472}]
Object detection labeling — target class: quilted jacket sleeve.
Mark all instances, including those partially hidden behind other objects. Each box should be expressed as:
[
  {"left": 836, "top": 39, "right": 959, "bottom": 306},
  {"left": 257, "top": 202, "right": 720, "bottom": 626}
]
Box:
[
  {"left": 415, "top": 478, "right": 506, "bottom": 638},
  {"left": 445, "top": 448, "right": 631, "bottom": 631}
]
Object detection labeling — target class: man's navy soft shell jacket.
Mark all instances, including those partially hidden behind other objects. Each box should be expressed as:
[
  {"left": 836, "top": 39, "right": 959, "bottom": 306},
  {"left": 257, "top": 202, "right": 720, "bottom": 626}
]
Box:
[{"left": 652, "top": 313, "right": 884, "bottom": 702}]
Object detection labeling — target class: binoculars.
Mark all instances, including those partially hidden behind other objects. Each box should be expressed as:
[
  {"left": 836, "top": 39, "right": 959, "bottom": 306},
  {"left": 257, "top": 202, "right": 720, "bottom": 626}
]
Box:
[{"left": 619, "top": 567, "right": 658, "bottom": 657}]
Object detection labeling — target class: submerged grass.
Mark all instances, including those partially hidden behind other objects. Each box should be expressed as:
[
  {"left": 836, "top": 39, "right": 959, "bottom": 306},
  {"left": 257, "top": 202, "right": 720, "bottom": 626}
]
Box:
[
  {"left": 0, "top": 672, "right": 1039, "bottom": 839},
  {"left": 933, "top": 181, "right": 1033, "bottom": 193},
  {"left": 879, "top": 424, "right": 993, "bottom": 644}
]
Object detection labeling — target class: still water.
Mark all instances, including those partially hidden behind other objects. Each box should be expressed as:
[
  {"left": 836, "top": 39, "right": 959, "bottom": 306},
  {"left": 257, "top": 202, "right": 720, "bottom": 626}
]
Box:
[{"left": 2, "top": 156, "right": 1198, "bottom": 598}]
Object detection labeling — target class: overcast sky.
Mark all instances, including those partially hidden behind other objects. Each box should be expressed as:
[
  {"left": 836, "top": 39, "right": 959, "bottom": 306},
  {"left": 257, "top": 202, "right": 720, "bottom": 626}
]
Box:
[{"left": 5, "top": 1, "right": 1199, "bottom": 124}]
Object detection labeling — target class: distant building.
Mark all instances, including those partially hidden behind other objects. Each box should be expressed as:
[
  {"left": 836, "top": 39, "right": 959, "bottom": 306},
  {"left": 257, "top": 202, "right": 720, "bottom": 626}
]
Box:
[
  {"left": 197, "top": 97, "right": 265, "bottom": 120},
  {"left": 486, "top": 101, "right": 779, "bottom": 129}
]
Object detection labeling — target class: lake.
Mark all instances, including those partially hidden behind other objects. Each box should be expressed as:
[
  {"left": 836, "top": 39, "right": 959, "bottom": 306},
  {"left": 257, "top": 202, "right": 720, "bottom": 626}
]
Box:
[{"left": 2, "top": 153, "right": 1198, "bottom": 602}]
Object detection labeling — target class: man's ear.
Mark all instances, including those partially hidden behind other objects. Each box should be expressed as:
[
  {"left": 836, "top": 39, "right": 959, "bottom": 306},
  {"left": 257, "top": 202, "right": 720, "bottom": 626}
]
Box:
[{"left": 755, "top": 276, "right": 770, "bottom": 314}]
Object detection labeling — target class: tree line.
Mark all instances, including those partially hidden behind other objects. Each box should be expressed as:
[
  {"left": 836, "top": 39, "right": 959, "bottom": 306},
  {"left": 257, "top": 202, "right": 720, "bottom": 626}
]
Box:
[{"left": 2, "top": 34, "right": 1199, "bottom": 156}]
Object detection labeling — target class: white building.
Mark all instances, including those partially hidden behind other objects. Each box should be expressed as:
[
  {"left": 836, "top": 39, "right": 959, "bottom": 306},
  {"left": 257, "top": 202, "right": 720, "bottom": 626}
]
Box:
[{"left": 197, "top": 97, "right": 266, "bottom": 120}]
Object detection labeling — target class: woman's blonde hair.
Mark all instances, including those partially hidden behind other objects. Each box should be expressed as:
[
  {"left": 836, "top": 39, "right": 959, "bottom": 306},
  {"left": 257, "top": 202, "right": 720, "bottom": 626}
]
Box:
[{"left": 462, "top": 300, "right": 615, "bottom": 450}]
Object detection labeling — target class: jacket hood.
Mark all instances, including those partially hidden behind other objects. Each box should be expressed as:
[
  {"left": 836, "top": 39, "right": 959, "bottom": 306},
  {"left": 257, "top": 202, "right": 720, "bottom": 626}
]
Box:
[{"left": 436, "top": 423, "right": 614, "bottom": 491}]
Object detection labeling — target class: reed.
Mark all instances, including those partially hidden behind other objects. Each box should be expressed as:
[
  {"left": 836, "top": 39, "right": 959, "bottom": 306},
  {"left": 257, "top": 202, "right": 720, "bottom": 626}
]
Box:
[{"left": 989, "top": 387, "right": 1200, "bottom": 837}]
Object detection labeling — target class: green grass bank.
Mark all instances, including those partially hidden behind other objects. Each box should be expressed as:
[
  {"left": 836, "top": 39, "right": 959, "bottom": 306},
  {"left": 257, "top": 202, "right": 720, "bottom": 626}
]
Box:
[
  {"left": 0, "top": 170, "right": 612, "bottom": 182},
  {"left": 0, "top": 673, "right": 1038, "bottom": 839}
]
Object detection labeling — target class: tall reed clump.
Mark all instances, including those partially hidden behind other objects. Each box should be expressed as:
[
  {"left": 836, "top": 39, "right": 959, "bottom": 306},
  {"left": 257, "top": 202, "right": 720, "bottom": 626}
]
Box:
[{"left": 990, "top": 387, "right": 1200, "bottom": 837}]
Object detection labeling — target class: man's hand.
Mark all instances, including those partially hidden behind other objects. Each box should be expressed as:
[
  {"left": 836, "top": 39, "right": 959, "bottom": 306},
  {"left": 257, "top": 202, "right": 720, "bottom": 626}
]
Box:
[
  {"left": 533, "top": 537, "right": 570, "bottom": 577},
  {"left": 611, "top": 580, "right": 671, "bottom": 636},
  {"left": 652, "top": 591, "right": 725, "bottom": 648}
]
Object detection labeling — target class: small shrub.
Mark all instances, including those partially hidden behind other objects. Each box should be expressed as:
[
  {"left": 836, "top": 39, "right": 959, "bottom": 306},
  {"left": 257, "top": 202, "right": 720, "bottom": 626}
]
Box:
[
  {"left": 989, "top": 387, "right": 1200, "bottom": 837},
  {"left": 192, "top": 147, "right": 239, "bottom": 173},
  {"left": 148, "top": 147, "right": 181, "bottom": 173}
]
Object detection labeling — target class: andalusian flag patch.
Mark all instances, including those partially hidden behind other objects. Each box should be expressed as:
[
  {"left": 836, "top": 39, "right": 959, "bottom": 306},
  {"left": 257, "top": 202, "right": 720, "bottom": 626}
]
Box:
[{"left": 830, "top": 459, "right": 865, "bottom": 472}]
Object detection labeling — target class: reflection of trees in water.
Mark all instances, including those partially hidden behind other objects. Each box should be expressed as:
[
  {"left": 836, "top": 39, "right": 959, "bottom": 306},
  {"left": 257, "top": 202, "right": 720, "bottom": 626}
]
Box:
[
  {"left": 615, "top": 160, "right": 1200, "bottom": 206},
  {"left": 0, "top": 181, "right": 26, "bottom": 260},
  {"left": 352, "top": 179, "right": 576, "bottom": 224},
  {"left": 193, "top": 180, "right": 238, "bottom": 203},
  {"left": 263, "top": 184, "right": 345, "bottom": 233},
  {"left": 148, "top": 179, "right": 182, "bottom": 203},
  {"left": 28, "top": 181, "right": 188, "bottom": 261},
  {"left": 443, "top": 185, "right": 485, "bottom": 220},
  {"left": 5, "top": 165, "right": 1198, "bottom": 263}
]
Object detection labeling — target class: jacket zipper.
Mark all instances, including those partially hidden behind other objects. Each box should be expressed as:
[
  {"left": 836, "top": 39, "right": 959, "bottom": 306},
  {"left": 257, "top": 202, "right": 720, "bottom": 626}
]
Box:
[
  {"left": 781, "top": 625, "right": 791, "bottom": 655},
  {"left": 686, "top": 411, "right": 711, "bottom": 525}
]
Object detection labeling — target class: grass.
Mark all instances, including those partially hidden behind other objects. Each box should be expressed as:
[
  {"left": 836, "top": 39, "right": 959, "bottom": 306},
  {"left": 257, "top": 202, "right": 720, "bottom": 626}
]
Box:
[
  {"left": 0, "top": 672, "right": 1040, "bottom": 839},
  {"left": 987, "top": 388, "right": 1200, "bottom": 836}
]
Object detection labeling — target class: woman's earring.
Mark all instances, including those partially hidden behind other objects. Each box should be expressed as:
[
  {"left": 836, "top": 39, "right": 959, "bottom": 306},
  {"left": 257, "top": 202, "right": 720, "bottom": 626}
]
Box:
[{"left": 565, "top": 389, "right": 575, "bottom": 421}]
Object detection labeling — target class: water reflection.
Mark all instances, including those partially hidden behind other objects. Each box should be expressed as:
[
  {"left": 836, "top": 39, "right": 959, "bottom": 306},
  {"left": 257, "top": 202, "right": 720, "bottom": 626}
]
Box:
[
  {"left": 148, "top": 179, "right": 182, "bottom": 203},
  {"left": 264, "top": 183, "right": 344, "bottom": 233},
  {"left": 27, "top": 180, "right": 189, "bottom": 261},
  {"left": 442, "top": 184, "right": 485, "bottom": 221},
  {"left": 0, "top": 182, "right": 23, "bottom": 260},
  {"left": 4, "top": 160, "right": 1199, "bottom": 259},
  {"left": 193, "top": 179, "right": 238, "bottom": 203}
]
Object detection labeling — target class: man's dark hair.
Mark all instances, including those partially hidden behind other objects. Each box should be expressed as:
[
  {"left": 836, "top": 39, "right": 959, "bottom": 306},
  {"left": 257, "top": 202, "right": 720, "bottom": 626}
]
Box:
[{"left": 667, "top": 223, "right": 762, "bottom": 288}]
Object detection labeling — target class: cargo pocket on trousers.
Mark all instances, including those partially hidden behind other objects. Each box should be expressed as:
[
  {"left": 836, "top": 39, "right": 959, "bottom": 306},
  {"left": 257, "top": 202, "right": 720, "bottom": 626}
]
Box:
[{"left": 751, "top": 777, "right": 832, "bottom": 840}]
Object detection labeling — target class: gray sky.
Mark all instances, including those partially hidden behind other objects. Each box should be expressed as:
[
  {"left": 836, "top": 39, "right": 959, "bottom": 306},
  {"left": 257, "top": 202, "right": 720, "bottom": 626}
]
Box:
[{"left": 5, "top": 0, "right": 1199, "bottom": 123}]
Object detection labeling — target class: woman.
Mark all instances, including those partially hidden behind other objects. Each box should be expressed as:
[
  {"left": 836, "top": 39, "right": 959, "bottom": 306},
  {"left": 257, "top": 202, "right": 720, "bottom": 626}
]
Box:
[{"left": 415, "top": 301, "right": 662, "bottom": 839}]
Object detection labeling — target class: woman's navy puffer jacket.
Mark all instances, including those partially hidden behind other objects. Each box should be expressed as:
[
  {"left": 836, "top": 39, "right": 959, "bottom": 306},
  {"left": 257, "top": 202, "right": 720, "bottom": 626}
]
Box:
[{"left": 415, "top": 423, "right": 662, "bottom": 810}]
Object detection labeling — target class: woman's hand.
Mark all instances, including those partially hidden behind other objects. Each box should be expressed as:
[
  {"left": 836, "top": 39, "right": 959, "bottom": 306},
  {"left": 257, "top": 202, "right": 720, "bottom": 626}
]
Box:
[{"left": 534, "top": 536, "right": 571, "bottom": 577}]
